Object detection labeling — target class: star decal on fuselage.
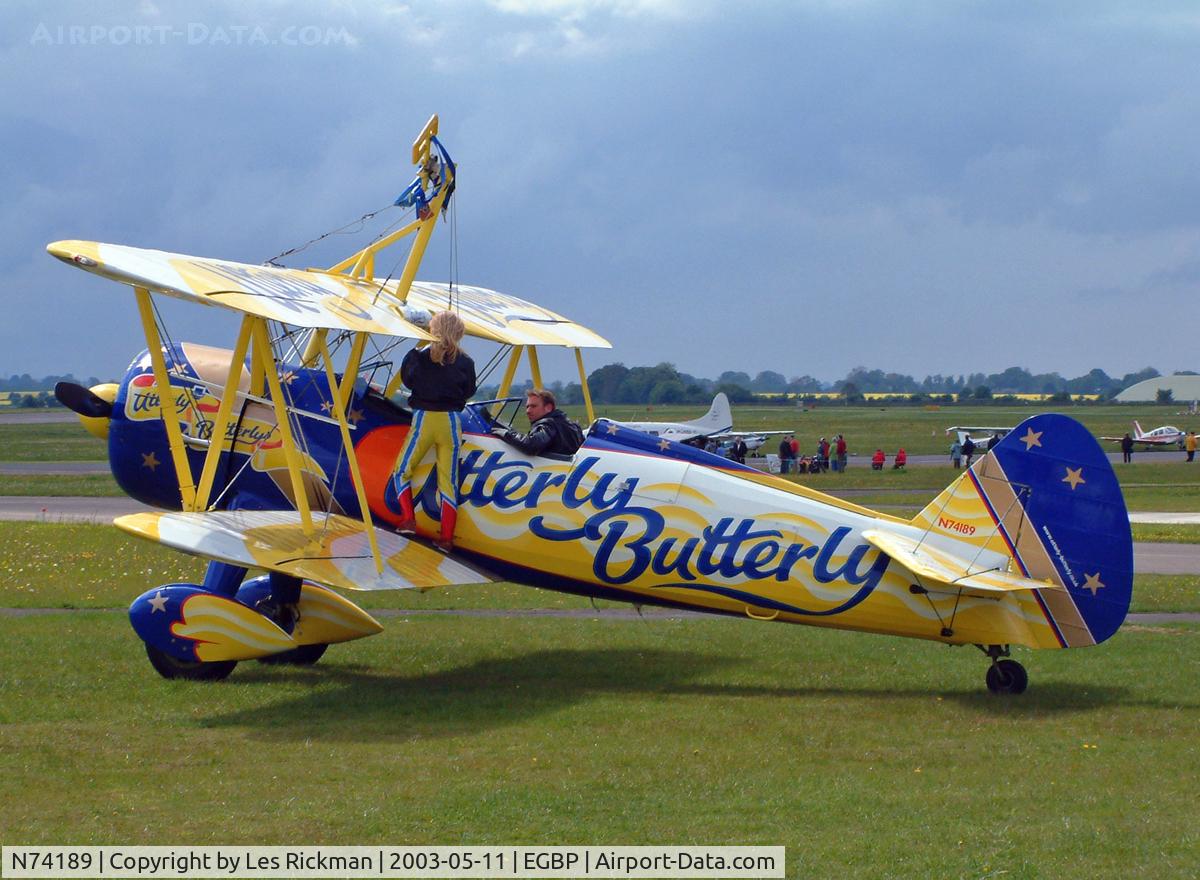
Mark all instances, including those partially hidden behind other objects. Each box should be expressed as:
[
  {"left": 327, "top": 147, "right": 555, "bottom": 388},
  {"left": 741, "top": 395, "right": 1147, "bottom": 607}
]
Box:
[
  {"left": 658, "top": 438, "right": 671, "bottom": 451},
  {"left": 1062, "top": 467, "right": 1085, "bottom": 490},
  {"left": 320, "top": 401, "right": 333, "bottom": 413},
  {"left": 148, "top": 591, "right": 168, "bottom": 613},
  {"left": 348, "top": 409, "right": 365, "bottom": 425},
  {"left": 1083, "top": 572, "right": 1105, "bottom": 596},
  {"left": 1020, "top": 427, "right": 1043, "bottom": 450},
  {"left": 141, "top": 451, "right": 161, "bottom": 471},
  {"left": 605, "top": 422, "right": 619, "bottom": 435}
]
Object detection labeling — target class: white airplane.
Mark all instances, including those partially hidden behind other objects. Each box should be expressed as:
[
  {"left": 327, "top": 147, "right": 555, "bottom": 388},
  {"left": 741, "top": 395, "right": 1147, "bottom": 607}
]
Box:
[
  {"left": 1101, "top": 421, "right": 1187, "bottom": 449},
  {"left": 618, "top": 393, "right": 788, "bottom": 451},
  {"left": 946, "top": 426, "right": 1013, "bottom": 448}
]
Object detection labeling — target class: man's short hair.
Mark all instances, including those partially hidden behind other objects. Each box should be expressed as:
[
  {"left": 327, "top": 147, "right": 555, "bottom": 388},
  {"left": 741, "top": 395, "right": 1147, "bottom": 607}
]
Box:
[{"left": 526, "top": 388, "right": 556, "bottom": 408}]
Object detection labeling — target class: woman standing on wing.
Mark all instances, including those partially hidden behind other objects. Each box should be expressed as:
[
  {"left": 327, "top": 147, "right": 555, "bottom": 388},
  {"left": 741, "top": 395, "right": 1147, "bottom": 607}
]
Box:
[{"left": 392, "top": 311, "right": 476, "bottom": 552}]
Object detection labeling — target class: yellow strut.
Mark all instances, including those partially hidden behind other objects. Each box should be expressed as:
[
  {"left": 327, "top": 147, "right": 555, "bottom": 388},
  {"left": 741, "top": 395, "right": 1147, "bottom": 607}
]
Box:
[
  {"left": 575, "top": 348, "right": 595, "bottom": 425},
  {"left": 250, "top": 318, "right": 315, "bottom": 535},
  {"left": 498, "top": 346, "right": 523, "bottom": 398},
  {"left": 327, "top": 114, "right": 452, "bottom": 305},
  {"left": 134, "top": 287, "right": 196, "bottom": 510},
  {"left": 339, "top": 331, "right": 369, "bottom": 403},
  {"left": 314, "top": 330, "right": 383, "bottom": 574},
  {"left": 193, "top": 315, "right": 253, "bottom": 511},
  {"left": 526, "top": 347, "right": 543, "bottom": 390}
]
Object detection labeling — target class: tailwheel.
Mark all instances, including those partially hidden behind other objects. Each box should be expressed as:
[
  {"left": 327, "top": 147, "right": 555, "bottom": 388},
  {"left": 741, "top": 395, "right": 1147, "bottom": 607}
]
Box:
[
  {"left": 985, "top": 658, "right": 1028, "bottom": 695},
  {"left": 145, "top": 644, "right": 237, "bottom": 681},
  {"left": 257, "top": 644, "right": 328, "bottom": 666}
]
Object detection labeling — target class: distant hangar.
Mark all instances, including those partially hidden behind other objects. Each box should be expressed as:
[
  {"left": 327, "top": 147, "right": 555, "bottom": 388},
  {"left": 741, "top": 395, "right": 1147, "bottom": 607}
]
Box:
[{"left": 1115, "top": 374, "right": 1200, "bottom": 402}]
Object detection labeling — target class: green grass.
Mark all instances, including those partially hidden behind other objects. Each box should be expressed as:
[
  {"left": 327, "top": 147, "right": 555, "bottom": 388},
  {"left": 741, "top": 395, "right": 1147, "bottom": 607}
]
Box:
[
  {"left": 1129, "top": 575, "right": 1200, "bottom": 612},
  {"left": 1130, "top": 524, "right": 1200, "bottom": 544},
  {"left": 0, "top": 422, "right": 107, "bottom": 461},
  {"left": 0, "top": 612, "right": 1197, "bottom": 876},
  {"left": 0, "top": 474, "right": 120, "bottom": 496}
]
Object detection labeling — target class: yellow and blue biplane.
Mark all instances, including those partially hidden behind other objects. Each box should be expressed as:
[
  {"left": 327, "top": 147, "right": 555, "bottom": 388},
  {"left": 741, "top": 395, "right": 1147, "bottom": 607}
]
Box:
[{"left": 49, "top": 117, "right": 1132, "bottom": 693}]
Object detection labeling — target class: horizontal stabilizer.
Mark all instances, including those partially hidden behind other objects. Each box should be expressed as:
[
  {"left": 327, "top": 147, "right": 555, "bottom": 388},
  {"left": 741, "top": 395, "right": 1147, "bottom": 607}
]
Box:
[
  {"left": 861, "top": 528, "right": 1064, "bottom": 600},
  {"left": 115, "top": 510, "right": 494, "bottom": 592}
]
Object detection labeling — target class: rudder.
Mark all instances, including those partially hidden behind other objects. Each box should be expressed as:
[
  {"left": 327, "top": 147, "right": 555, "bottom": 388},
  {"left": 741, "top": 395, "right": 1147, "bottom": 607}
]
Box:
[{"left": 913, "top": 413, "right": 1132, "bottom": 646}]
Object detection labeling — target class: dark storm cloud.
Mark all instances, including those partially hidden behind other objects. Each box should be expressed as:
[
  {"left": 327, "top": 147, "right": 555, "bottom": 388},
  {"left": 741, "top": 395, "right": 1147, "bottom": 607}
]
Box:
[{"left": 2, "top": 0, "right": 1198, "bottom": 380}]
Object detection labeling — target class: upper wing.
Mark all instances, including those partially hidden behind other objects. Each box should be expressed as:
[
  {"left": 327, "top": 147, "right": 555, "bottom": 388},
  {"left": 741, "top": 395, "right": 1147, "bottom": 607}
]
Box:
[
  {"left": 48, "top": 241, "right": 610, "bottom": 348},
  {"left": 116, "top": 510, "right": 494, "bottom": 592},
  {"left": 406, "top": 281, "right": 611, "bottom": 348},
  {"left": 48, "top": 240, "right": 436, "bottom": 338}
]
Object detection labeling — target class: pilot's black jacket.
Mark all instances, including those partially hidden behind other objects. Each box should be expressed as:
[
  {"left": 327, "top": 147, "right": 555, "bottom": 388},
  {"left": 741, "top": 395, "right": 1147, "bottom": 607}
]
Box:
[
  {"left": 502, "top": 408, "right": 584, "bottom": 456},
  {"left": 400, "top": 346, "right": 477, "bottom": 411}
]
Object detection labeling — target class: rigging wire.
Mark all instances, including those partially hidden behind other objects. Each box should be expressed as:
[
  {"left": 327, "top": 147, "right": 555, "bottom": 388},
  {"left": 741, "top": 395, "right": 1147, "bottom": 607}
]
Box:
[
  {"left": 476, "top": 345, "right": 512, "bottom": 386},
  {"left": 263, "top": 203, "right": 395, "bottom": 267}
]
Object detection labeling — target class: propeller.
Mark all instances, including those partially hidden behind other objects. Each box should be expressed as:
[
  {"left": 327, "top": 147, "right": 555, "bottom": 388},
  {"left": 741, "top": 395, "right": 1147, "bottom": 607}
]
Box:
[{"left": 54, "top": 381, "right": 113, "bottom": 419}]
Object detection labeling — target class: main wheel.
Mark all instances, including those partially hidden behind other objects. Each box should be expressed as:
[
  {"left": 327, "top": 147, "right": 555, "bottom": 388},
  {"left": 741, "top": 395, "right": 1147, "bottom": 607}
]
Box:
[
  {"left": 985, "top": 658, "right": 1028, "bottom": 694},
  {"left": 257, "top": 644, "right": 328, "bottom": 666},
  {"left": 145, "top": 644, "right": 237, "bottom": 681}
]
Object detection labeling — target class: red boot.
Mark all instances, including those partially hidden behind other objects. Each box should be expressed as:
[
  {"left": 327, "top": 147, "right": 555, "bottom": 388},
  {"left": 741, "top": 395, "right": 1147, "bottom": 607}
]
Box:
[
  {"left": 396, "top": 486, "right": 417, "bottom": 536},
  {"left": 434, "top": 501, "right": 457, "bottom": 553}
]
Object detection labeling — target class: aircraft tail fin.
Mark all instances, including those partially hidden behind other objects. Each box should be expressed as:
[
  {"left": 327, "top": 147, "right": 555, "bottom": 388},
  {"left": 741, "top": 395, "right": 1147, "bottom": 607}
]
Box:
[
  {"left": 685, "top": 393, "right": 733, "bottom": 434},
  {"left": 1133, "top": 420, "right": 1144, "bottom": 439},
  {"left": 910, "top": 413, "right": 1132, "bottom": 646}
]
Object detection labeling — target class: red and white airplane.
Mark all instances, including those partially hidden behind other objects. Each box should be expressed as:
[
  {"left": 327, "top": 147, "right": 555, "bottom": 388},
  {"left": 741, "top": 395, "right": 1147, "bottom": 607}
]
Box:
[{"left": 1102, "top": 421, "right": 1187, "bottom": 449}]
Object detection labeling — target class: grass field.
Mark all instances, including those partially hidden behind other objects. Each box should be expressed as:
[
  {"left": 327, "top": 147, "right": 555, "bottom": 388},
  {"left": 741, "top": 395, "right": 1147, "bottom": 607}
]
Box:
[
  {"left": 0, "top": 474, "right": 120, "bottom": 496},
  {"left": 1, "top": 611, "right": 1197, "bottom": 875},
  {"left": 570, "top": 402, "right": 1200, "bottom": 457},
  {"left": 0, "top": 422, "right": 106, "bottom": 461}
]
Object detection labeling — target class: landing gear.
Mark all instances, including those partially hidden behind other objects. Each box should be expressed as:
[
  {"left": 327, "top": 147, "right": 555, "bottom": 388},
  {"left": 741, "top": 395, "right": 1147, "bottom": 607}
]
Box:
[
  {"left": 145, "top": 644, "right": 237, "bottom": 681},
  {"left": 978, "top": 644, "right": 1028, "bottom": 694},
  {"left": 985, "top": 659, "right": 1028, "bottom": 694}
]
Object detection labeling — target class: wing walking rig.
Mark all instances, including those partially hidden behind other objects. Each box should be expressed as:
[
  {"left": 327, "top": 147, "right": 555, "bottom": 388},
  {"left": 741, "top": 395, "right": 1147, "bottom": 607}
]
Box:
[{"left": 48, "top": 117, "right": 1131, "bottom": 691}]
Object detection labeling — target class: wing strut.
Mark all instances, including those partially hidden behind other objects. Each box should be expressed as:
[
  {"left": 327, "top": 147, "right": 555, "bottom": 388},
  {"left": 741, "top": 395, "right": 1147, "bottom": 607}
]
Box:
[
  {"left": 574, "top": 348, "right": 595, "bottom": 425},
  {"left": 135, "top": 286, "right": 197, "bottom": 510},
  {"left": 249, "top": 318, "right": 315, "bottom": 536},
  {"left": 193, "top": 314, "right": 254, "bottom": 512},
  {"left": 312, "top": 329, "right": 384, "bottom": 574}
]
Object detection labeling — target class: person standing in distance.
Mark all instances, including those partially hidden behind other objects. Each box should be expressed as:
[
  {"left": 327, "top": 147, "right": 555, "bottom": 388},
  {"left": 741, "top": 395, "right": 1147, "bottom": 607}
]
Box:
[{"left": 392, "top": 311, "right": 477, "bottom": 552}]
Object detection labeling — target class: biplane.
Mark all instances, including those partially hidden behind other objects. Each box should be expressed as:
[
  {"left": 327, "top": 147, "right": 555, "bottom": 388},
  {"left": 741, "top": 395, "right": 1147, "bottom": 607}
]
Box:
[{"left": 49, "top": 117, "right": 1132, "bottom": 693}]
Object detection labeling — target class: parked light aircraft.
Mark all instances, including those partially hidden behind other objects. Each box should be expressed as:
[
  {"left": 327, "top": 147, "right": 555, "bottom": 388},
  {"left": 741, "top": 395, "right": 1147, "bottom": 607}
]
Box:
[
  {"left": 946, "top": 426, "right": 1013, "bottom": 448},
  {"left": 48, "top": 118, "right": 1132, "bottom": 694},
  {"left": 619, "top": 393, "right": 788, "bottom": 451},
  {"left": 1101, "top": 421, "right": 1187, "bottom": 449}
]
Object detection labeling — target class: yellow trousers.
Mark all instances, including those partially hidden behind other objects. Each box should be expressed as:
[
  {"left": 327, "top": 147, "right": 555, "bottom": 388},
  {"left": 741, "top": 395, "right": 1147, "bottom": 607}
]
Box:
[{"left": 391, "top": 409, "right": 462, "bottom": 509}]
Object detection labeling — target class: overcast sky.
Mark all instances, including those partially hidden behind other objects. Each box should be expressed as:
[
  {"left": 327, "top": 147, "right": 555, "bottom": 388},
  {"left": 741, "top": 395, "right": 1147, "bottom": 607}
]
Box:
[{"left": 3, "top": 1, "right": 1198, "bottom": 385}]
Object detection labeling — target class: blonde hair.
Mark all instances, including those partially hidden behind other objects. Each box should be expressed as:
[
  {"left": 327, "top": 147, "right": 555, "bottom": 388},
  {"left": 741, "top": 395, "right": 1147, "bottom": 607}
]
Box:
[{"left": 428, "top": 311, "right": 465, "bottom": 364}]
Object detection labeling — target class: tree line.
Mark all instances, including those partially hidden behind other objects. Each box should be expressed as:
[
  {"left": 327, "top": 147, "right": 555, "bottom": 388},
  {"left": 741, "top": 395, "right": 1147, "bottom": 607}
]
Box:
[
  {"left": 7, "top": 364, "right": 1193, "bottom": 409},
  {"left": 479, "top": 363, "right": 1190, "bottom": 406}
]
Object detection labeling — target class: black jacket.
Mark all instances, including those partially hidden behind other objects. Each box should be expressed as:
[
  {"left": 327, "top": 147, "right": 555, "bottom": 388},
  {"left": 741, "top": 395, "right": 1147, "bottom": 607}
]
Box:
[
  {"left": 503, "top": 408, "right": 583, "bottom": 456},
  {"left": 400, "top": 347, "right": 477, "bottom": 411}
]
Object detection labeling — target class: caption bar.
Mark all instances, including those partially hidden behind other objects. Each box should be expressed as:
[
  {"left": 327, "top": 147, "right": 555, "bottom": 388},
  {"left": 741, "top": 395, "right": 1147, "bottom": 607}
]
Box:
[{"left": 2, "top": 846, "right": 784, "bottom": 878}]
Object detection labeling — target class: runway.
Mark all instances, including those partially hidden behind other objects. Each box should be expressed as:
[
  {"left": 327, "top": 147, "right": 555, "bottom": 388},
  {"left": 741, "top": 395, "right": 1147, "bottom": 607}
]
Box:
[{"left": 1, "top": 496, "right": 1195, "bottom": 574}]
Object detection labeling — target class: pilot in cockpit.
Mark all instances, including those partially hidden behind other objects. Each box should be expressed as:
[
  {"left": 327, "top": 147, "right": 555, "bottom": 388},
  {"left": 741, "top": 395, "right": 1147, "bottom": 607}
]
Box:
[{"left": 497, "top": 389, "right": 585, "bottom": 457}]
